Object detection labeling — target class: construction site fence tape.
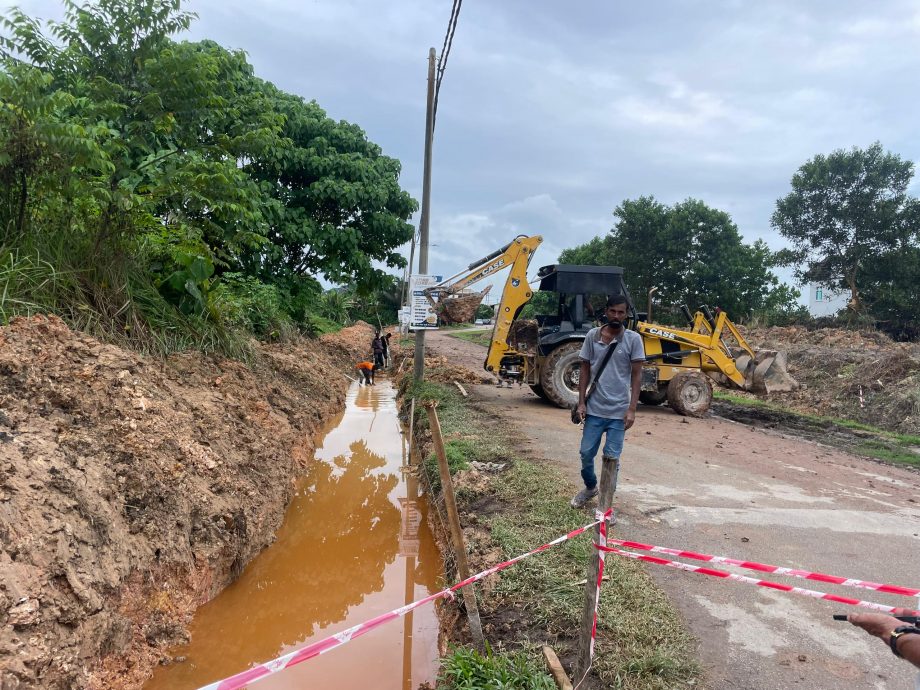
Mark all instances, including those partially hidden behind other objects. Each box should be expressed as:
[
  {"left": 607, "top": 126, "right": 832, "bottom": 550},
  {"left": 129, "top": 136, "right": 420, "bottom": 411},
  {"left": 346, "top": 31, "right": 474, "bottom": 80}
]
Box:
[
  {"left": 197, "top": 510, "right": 613, "bottom": 690},
  {"left": 604, "top": 537, "right": 920, "bottom": 598},
  {"left": 598, "top": 545, "right": 920, "bottom": 617}
]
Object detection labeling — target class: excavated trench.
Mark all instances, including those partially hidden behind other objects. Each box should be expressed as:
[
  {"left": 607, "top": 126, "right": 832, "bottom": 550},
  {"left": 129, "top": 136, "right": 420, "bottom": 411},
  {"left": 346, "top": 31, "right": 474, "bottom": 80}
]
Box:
[{"left": 144, "top": 381, "right": 443, "bottom": 690}]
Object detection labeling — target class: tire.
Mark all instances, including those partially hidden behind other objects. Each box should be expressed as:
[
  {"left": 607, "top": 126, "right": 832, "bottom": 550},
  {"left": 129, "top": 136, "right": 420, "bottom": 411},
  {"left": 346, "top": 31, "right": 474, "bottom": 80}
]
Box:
[
  {"left": 638, "top": 385, "right": 668, "bottom": 406},
  {"left": 666, "top": 371, "right": 712, "bottom": 417},
  {"left": 539, "top": 341, "right": 583, "bottom": 409},
  {"left": 529, "top": 384, "right": 548, "bottom": 399}
]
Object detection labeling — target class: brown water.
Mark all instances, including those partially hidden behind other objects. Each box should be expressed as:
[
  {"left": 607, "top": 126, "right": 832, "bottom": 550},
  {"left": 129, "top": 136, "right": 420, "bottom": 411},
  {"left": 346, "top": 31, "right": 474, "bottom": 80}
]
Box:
[{"left": 145, "top": 381, "right": 443, "bottom": 690}]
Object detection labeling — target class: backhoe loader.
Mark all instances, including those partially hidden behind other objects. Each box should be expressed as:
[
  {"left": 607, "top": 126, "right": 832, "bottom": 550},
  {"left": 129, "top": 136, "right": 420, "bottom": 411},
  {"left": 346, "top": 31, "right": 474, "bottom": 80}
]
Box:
[{"left": 428, "top": 235, "right": 797, "bottom": 417}]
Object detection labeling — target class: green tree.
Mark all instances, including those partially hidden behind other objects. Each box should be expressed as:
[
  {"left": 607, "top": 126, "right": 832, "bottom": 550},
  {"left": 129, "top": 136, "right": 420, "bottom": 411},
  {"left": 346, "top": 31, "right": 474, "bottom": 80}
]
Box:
[
  {"left": 560, "top": 197, "right": 796, "bottom": 322},
  {"left": 771, "top": 142, "right": 920, "bottom": 313},
  {"left": 0, "top": 0, "right": 418, "bottom": 348},
  {"left": 475, "top": 303, "right": 494, "bottom": 320},
  {"left": 243, "top": 86, "right": 417, "bottom": 293}
]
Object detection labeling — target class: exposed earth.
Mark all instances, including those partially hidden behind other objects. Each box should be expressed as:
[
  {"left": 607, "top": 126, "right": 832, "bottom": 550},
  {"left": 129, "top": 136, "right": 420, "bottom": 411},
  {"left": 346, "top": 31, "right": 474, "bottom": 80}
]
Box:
[
  {"left": 0, "top": 316, "right": 375, "bottom": 689},
  {"left": 427, "top": 328, "right": 920, "bottom": 690}
]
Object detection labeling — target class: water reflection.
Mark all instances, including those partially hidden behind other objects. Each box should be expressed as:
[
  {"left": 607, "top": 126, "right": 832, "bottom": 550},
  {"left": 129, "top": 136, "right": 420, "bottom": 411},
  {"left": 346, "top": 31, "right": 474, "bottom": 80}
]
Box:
[{"left": 146, "top": 381, "right": 442, "bottom": 690}]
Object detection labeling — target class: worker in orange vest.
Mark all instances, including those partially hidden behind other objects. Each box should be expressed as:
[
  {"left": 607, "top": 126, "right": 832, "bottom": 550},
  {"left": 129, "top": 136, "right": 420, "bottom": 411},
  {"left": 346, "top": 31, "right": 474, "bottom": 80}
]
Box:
[{"left": 355, "top": 361, "right": 377, "bottom": 385}]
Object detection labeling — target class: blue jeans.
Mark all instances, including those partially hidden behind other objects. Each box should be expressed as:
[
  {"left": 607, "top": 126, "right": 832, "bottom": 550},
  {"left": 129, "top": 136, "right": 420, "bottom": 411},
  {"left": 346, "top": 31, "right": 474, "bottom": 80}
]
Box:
[{"left": 579, "top": 415, "right": 624, "bottom": 489}]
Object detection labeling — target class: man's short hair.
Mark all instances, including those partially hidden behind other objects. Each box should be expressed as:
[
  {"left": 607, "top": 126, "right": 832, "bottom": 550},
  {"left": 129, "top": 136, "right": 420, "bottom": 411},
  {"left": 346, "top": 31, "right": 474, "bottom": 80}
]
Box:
[{"left": 606, "top": 295, "right": 628, "bottom": 308}]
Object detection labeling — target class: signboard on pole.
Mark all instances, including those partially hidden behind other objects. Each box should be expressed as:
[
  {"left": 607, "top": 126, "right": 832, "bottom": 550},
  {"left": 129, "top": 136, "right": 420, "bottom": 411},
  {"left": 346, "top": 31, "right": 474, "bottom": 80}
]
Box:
[{"left": 409, "top": 274, "right": 442, "bottom": 330}]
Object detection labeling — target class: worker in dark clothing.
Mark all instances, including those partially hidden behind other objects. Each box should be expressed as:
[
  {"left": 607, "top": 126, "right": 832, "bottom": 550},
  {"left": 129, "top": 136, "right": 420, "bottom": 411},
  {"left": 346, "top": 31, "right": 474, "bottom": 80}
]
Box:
[
  {"left": 381, "top": 333, "right": 392, "bottom": 368},
  {"left": 371, "top": 332, "right": 385, "bottom": 368}
]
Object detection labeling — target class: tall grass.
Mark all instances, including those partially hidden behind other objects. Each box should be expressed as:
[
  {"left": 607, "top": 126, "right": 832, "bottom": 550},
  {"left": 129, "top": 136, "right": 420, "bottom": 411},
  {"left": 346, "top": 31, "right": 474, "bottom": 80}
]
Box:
[{"left": 0, "top": 231, "right": 252, "bottom": 358}]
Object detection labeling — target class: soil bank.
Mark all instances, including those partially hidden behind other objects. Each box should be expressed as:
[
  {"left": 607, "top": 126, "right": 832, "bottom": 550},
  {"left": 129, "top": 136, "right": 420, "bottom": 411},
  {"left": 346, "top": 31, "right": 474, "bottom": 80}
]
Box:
[{"left": 0, "top": 315, "right": 375, "bottom": 689}]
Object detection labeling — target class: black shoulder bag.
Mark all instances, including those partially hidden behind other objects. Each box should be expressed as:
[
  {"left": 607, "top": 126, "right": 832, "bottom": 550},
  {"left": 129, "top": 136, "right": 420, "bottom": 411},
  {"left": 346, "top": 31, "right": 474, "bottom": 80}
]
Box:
[{"left": 570, "top": 335, "right": 619, "bottom": 424}]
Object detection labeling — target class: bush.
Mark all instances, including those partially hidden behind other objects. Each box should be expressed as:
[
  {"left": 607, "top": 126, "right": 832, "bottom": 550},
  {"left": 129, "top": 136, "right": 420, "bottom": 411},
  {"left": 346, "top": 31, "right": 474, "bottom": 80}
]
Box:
[{"left": 213, "top": 273, "right": 295, "bottom": 340}]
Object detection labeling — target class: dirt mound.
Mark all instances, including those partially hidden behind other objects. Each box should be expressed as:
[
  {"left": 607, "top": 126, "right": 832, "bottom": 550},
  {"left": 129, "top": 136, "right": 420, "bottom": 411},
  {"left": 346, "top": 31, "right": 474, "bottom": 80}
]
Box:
[
  {"left": 423, "top": 355, "right": 487, "bottom": 385},
  {"left": 0, "top": 315, "right": 370, "bottom": 689},
  {"left": 739, "top": 326, "right": 920, "bottom": 434}
]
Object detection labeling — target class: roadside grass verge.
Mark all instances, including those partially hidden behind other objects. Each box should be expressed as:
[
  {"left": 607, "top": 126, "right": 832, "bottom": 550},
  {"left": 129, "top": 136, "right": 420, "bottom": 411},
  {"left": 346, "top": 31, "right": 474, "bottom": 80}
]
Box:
[
  {"left": 712, "top": 391, "right": 920, "bottom": 468},
  {"left": 447, "top": 329, "right": 492, "bottom": 348},
  {"left": 438, "top": 644, "right": 555, "bottom": 690},
  {"left": 404, "top": 379, "right": 700, "bottom": 689}
]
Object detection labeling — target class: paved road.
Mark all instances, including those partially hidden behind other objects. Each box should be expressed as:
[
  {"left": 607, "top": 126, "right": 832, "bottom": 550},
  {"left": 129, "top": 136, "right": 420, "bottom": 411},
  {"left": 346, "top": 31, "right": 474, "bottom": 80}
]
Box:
[{"left": 428, "top": 330, "right": 920, "bottom": 690}]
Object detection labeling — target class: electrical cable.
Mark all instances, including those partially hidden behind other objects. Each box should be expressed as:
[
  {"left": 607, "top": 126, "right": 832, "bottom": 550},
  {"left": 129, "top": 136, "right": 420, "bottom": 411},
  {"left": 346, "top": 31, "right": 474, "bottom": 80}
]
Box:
[{"left": 433, "top": 0, "right": 462, "bottom": 129}]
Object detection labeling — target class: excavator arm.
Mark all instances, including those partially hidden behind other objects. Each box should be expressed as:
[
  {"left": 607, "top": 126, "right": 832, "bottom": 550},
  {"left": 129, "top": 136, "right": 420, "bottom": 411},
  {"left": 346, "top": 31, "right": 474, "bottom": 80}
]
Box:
[{"left": 426, "top": 235, "right": 542, "bottom": 375}]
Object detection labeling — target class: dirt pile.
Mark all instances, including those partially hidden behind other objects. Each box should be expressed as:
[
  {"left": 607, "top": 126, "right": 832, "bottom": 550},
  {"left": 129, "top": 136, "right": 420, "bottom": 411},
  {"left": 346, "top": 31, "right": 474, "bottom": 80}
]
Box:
[
  {"left": 435, "top": 289, "right": 490, "bottom": 325},
  {"left": 742, "top": 326, "right": 920, "bottom": 434},
  {"left": 423, "top": 355, "right": 487, "bottom": 385},
  {"left": 0, "top": 315, "right": 369, "bottom": 689}
]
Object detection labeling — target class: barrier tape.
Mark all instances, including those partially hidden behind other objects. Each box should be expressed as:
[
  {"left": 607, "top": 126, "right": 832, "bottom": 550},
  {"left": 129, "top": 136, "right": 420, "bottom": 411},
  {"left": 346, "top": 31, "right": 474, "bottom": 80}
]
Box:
[
  {"left": 598, "top": 545, "right": 920, "bottom": 616},
  {"left": 604, "top": 537, "right": 920, "bottom": 598},
  {"left": 198, "top": 511, "right": 612, "bottom": 690},
  {"left": 590, "top": 509, "right": 609, "bottom": 659}
]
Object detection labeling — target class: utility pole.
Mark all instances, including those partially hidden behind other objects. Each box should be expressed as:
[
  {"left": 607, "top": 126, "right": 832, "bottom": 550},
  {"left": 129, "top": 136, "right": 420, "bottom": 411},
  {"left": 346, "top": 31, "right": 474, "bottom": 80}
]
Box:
[{"left": 413, "top": 47, "right": 436, "bottom": 381}]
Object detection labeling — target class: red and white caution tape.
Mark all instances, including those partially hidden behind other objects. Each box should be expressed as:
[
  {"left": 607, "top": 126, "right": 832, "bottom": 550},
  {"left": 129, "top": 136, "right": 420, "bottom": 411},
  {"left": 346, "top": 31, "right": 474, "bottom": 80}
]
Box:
[
  {"left": 589, "top": 509, "right": 609, "bottom": 659},
  {"left": 598, "top": 545, "right": 920, "bottom": 616},
  {"left": 197, "top": 511, "right": 611, "bottom": 690},
  {"left": 604, "top": 537, "right": 920, "bottom": 598}
]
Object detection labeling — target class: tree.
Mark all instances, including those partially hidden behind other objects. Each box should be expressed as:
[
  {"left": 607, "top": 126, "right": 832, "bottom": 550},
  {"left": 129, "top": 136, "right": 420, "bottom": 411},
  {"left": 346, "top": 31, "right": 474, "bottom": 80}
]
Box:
[
  {"left": 0, "top": 0, "right": 418, "bottom": 347},
  {"left": 243, "top": 85, "right": 417, "bottom": 293},
  {"left": 771, "top": 142, "right": 920, "bottom": 312},
  {"left": 475, "top": 303, "right": 494, "bottom": 320},
  {"left": 560, "top": 197, "right": 796, "bottom": 322}
]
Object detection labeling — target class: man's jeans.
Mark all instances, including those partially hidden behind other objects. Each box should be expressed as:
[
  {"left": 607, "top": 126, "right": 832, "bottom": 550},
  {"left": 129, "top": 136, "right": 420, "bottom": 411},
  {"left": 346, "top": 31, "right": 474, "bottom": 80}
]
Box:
[{"left": 579, "top": 414, "right": 624, "bottom": 489}]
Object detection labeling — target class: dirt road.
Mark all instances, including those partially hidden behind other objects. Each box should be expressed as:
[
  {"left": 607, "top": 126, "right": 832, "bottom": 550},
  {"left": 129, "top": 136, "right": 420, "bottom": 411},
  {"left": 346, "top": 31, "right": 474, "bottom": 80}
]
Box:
[{"left": 427, "top": 329, "right": 920, "bottom": 690}]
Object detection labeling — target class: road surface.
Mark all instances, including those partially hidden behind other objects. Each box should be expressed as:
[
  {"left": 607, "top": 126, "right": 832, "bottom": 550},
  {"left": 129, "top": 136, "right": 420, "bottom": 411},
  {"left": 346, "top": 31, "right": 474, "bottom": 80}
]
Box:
[{"left": 427, "top": 329, "right": 920, "bottom": 690}]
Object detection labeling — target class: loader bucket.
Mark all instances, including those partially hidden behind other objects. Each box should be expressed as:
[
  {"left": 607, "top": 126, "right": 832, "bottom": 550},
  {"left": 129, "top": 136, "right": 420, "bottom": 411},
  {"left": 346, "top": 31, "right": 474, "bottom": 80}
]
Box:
[{"left": 734, "top": 349, "right": 798, "bottom": 394}]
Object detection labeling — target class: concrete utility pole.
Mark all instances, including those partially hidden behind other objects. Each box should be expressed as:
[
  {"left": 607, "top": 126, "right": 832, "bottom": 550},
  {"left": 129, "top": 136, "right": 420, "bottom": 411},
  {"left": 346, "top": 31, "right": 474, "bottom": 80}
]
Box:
[{"left": 413, "top": 47, "right": 436, "bottom": 381}]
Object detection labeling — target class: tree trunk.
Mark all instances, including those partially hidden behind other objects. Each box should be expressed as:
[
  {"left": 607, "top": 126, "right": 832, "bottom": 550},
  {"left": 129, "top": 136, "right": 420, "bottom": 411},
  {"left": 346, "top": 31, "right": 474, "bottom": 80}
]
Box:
[
  {"left": 16, "top": 169, "right": 27, "bottom": 239},
  {"left": 844, "top": 270, "right": 861, "bottom": 313}
]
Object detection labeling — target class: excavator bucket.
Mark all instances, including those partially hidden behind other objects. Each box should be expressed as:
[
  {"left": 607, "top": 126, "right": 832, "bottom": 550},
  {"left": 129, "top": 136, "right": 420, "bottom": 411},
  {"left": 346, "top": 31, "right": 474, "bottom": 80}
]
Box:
[{"left": 732, "top": 348, "right": 798, "bottom": 394}]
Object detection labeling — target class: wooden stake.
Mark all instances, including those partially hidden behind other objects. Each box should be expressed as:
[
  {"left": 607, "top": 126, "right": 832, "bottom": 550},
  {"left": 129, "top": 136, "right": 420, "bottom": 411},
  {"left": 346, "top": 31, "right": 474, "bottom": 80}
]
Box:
[
  {"left": 542, "top": 646, "right": 574, "bottom": 690},
  {"left": 425, "top": 401, "right": 484, "bottom": 647},
  {"left": 407, "top": 398, "right": 416, "bottom": 464},
  {"left": 574, "top": 455, "right": 618, "bottom": 680}
]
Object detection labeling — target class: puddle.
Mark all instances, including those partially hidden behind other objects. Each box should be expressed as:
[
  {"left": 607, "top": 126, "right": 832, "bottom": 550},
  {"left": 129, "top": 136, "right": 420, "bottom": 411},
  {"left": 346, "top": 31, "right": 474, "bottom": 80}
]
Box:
[{"left": 146, "top": 381, "right": 443, "bottom": 689}]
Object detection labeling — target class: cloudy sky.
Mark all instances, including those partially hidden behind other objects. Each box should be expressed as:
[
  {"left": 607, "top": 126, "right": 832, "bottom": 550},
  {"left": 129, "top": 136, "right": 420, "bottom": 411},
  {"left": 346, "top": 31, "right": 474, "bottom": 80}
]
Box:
[{"left": 7, "top": 0, "right": 920, "bottom": 296}]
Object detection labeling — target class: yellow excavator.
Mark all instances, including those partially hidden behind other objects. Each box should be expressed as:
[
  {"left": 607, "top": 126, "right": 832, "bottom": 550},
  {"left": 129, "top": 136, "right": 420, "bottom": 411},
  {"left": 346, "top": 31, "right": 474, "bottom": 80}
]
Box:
[{"left": 429, "top": 235, "right": 797, "bottom": 417}]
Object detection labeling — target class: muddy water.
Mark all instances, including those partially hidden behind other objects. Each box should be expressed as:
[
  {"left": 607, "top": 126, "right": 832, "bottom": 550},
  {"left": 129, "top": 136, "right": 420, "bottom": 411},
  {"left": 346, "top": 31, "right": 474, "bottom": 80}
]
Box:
[{"left": 146, "top": 381, "right": 443, "bottom": 690}]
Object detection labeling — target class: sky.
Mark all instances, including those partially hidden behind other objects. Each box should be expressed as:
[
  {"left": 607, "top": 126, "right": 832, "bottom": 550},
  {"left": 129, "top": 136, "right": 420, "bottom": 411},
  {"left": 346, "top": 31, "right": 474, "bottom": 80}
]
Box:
[{"left": 6, "top": 0, "right": 920, "bottom": 299}]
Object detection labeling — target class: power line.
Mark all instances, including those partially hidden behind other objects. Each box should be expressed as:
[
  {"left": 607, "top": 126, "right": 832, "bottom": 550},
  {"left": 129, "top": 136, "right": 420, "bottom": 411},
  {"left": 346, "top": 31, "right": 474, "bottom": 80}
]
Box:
[{"left": 433, "top": 0, "right": 462, "bottom": 130}]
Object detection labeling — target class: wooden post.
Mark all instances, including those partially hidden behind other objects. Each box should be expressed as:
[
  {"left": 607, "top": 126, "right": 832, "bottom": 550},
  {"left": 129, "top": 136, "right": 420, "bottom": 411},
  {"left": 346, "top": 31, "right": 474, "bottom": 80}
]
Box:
[
  {"left": 425, "top": 402, "right": 485, "bottom": 646},
  {"left": 413, "top": 48, "right": 437, "bottom": 382},
  {"left": 407, "top": 398, "right": 416, "bottom": 464},
  {"left": 574, "top": 456, "right": 618, "bottom": 680},
  {"left": 542, "top": 646, "right": 574, "bottom": 690}
]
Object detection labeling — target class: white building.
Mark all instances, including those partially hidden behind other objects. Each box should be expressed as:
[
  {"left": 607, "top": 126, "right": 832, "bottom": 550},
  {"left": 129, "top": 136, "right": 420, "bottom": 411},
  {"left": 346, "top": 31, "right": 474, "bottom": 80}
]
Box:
[{"left": 807, "top": 283, "right": 849, "bottom": 317}]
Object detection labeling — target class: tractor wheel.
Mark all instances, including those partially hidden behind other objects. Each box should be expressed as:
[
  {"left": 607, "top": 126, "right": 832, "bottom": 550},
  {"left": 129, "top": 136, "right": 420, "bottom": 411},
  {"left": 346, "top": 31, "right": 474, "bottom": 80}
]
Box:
[
  {"left": 529, "top": 384, "right": 548, "bottom": 400},
  {"left": 539, "top": 342, "right": 583, "bottom": 409},
  {"left": 638, "top": 385, "right": 668, "bottom": 406},
  {"left": 666, "top": 371, "right": 712, "bottom": 417}
]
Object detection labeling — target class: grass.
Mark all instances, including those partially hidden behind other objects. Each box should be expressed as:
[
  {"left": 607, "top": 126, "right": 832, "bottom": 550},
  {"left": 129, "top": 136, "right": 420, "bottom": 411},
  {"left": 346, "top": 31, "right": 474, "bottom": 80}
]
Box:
[
  {"left": 406, "top": 380, "right": 700, "bottom": 689},
  {"left": 713, "top": 391, "right": 920, "bottom": 468},
  {"left": 448, "top": 328, "right": 492, "bottom": 348},
  {"left": 439, "top": 644, "right": 556, "bottom": 690}
]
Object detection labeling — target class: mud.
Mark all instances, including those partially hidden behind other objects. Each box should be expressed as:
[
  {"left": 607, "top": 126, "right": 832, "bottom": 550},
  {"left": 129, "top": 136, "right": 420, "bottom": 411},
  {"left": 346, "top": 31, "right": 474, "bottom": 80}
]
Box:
[
  {"left": 145, "top": 381, "right": 443, "bottom": 690},
  {"left": 0, "top": 315, "right": 376, "bottom": 689}
]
